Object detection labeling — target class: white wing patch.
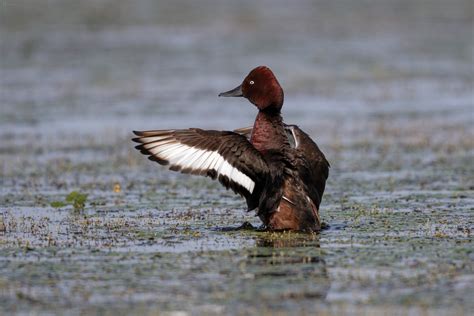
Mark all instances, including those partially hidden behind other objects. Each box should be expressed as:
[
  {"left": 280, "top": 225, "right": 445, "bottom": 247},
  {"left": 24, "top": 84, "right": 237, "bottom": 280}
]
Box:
[{"left": 140, "top": 137, "right": 255, "bottom": 194}]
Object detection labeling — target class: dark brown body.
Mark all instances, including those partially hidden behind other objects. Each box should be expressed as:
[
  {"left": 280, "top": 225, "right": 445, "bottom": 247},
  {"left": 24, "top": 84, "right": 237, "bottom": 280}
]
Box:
[{"left": 248, "top": 111, "right": 328, "bottom": 231}]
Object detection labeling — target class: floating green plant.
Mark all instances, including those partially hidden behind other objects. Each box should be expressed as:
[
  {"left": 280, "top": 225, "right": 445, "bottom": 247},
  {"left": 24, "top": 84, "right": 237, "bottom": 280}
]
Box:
[{"left": 50, "top": 191, "right": 88, "bottom": 211}]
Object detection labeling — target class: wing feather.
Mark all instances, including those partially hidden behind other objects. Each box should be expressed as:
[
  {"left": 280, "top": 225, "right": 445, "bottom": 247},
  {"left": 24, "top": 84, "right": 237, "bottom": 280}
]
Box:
[
  {"left": 232, "top": 125, "right": 329, "bottom": 209},
  {"left": 285, "top": 125, "right": 329, "bottom": 208},
  {"left": 132, "top": 129, "right": 268, "bottom": 200}
]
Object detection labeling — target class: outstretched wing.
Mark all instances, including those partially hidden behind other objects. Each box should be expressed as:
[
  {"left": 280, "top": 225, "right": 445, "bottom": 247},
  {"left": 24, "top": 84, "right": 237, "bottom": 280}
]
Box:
[{"left": 132, "top": 128, "right": 269, "bottom": 206}]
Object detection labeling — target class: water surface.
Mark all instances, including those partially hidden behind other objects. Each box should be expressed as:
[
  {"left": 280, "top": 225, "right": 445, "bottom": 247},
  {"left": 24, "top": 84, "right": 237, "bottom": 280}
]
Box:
[{"left": 1, "top": 0, "right": 473, "bottom": 314}]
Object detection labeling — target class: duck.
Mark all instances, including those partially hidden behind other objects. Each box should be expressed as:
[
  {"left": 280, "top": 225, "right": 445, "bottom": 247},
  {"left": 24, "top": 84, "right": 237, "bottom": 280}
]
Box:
[{"left": 132, "top": 66, "right": 329, "bottom": 232}]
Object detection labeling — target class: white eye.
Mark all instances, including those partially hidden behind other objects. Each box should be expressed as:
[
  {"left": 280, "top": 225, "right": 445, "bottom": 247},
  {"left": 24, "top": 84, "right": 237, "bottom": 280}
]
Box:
[{"left": 249, "top": 80, "right": 254, "bottom": 85}]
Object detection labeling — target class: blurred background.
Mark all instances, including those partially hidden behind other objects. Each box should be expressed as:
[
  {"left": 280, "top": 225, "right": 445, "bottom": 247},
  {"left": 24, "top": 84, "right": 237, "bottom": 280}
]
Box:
[
  {"left": 2, "top": 0, "right": 472, "bottom": 141},
  {"left": 0, "top": 0, "right": 473, "bottom": 314}
]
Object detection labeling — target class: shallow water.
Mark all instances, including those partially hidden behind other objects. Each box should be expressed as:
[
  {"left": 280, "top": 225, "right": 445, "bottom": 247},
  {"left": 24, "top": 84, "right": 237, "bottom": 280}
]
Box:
[{"left": 1, "top": 0, "right": 473, "bottom": 315}]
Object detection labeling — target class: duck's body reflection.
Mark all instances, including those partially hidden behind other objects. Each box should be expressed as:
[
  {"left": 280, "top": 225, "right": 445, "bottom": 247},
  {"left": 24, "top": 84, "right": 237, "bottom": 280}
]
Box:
[{"left": 234, "top": 232, "right": 330, "bottom": 304}]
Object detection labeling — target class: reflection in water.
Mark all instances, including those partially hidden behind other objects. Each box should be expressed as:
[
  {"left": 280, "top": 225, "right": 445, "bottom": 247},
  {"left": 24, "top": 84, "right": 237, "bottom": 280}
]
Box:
[
  {"left": 238, "top": 233, "right": 330, "bottom": 303},
  {"left": 255, "top": 232, "right": 321, "bottom": 248}
]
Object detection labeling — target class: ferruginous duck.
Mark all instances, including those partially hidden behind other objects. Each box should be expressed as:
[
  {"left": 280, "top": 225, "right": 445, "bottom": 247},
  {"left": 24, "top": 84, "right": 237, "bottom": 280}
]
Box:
[{"left": 132, "top": 66, "right": 329, "bottom": 232}]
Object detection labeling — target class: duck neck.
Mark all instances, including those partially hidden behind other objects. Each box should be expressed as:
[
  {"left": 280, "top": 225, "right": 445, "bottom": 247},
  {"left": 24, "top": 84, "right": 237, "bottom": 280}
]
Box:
[{"left": 250, "top": 109, "right": 288, "bottom": 154}]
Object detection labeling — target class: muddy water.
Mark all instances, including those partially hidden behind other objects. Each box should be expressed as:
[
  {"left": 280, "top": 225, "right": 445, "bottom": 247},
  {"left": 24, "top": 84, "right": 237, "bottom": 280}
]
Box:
[{"left": 1, "top": 0, "right": 473, "bottom": 314}]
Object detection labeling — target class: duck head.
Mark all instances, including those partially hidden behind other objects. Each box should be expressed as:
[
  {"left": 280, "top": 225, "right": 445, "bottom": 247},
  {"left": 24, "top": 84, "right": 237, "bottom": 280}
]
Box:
[{"left": 219, "top": 66, "right": 284, "bottom": 112}]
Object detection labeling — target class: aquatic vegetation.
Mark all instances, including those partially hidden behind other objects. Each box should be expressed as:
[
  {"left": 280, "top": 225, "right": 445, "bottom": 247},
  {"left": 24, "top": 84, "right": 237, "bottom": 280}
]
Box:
[{"left": 50, "top": 191, "right": 88, "bottom": 211}]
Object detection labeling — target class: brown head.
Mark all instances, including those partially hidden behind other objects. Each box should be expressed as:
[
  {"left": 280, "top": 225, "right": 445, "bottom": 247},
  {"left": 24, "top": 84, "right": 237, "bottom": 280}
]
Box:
[{"left": 219, "top": 66, "right": 284, "bottom": 111}]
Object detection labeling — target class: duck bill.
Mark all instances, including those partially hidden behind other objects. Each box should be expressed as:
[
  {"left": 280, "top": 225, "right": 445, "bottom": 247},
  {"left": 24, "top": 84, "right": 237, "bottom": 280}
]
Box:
[{"left": 218, "top": 84, "right": 243, "bottom": 97}]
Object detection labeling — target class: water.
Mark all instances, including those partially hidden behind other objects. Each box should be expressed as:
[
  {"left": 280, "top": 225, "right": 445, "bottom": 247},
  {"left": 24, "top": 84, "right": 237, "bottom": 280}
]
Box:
[{"left": 1, "top": 0, "right": 473, "bottom": 314}]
